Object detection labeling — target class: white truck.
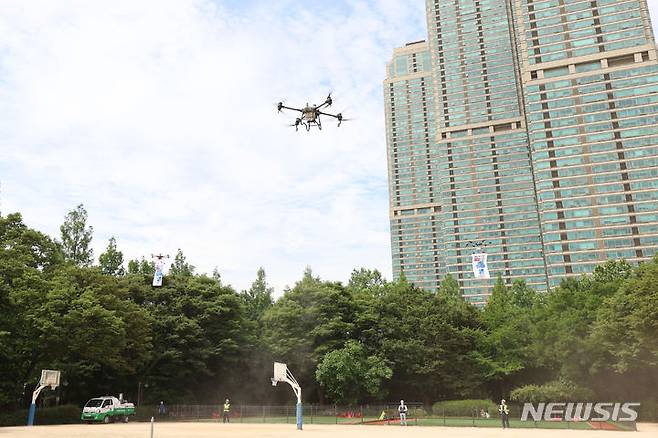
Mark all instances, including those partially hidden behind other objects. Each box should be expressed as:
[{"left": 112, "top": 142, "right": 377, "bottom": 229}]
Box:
[{"left": 81, "top": 395, "right": 136, "bottom": 423}]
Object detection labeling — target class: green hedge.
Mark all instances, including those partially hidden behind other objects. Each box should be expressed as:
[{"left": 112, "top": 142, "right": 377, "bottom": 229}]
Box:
[
  {"left": 0, "top": 405, "right": 81, "bottom": 427},
  {"left": 639, "top": 400, "right": 658, "bottom": 422},
  {"left": 432, "top": 399, "right": 497, "bottom": 417},
  {"left": 510, "top": 380, "right": 594, "bottom": 404},
  {"left": 134, "top": 405, "right": 160, "bottom": 422},
  {"left": 413, "top": 407, "right": 429, "bottom": 418}
]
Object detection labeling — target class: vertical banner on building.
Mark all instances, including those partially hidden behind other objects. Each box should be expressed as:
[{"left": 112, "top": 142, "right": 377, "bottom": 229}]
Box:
[
  {"left": 152, "top": 256, "right": 167, "bottom": 287},
  {"left": 472, "top": 252, "right": 490, "bottom": 279}
]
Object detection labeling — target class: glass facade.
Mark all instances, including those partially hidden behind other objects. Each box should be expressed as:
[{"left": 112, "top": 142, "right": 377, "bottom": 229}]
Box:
[
  {"left": 385, "top": 42, "right": 444, "bottom": 292},
  {"left": 385, "top": 0, "right": 658, "bottom": 301},
  {"left": 515, "top": 0, "right": 658, "bottom": 287}
]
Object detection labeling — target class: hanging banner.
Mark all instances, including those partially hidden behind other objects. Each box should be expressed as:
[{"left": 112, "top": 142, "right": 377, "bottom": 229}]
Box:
[
  {"left": 472, "top": 252, "right": 490, "bottom": 279},
  {"left": 152, "top": 256, "right": 167, "bottom": 287}
]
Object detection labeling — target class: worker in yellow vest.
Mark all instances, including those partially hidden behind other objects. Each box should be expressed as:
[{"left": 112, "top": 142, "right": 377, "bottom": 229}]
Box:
[
  {"left": 223, "top": 399, "right": 231, "bottom": 423},
  {"left": 498, "top": 399, "right": 510, "bottom": 428}
]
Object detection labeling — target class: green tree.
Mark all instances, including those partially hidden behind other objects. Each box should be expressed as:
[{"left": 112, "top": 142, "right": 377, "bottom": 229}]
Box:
[
  {"left": 373, "top": 277, "right": 484, "bottom": 403},
  {"left": 263, "top": 268, "right": 356, "bottom": 402},
  {"left": 347, "top": 268, "right": 385, "bottom": 294},
  {"left": 129, "top": 274, "right": 249, "bottom": 403},
  {"left": 0, "top": 213, "right": 64, "bottom": 406},
  {"left": 169, "top": 249, "right": 194, "bottom": 278},
  {"left": 316, "top": 340, "right": 392, "bottom": 404},
  {"left": 98, "top": 236, "right": 125, "bottom": 276},
  {"left": 480, "top": 279, "right": 539, "bottom": 396},
  {"left": 438, "top": 274, "right": 460, "bottom": 299},
  {"left": 60, "top": 204, "right": 94, "bottom": 267},
  {"left": 241, "top": 267, "right": 274, "bottom": 322},
  {"left": 45, "top": 266, "right": 153, "bottom": 401},
  {"left": 589, "top": 256, "right": 658, "bottom": 400},
  {"left": 531, "top": 276, "right": 609, "bottom": 386},
  {"left": 212, "top": 267, "right": 222, "bottom": 283},
  {"left": 592, "top": 259, "right": 633, "bottom": 284},
  {"left": 127, "top": 257, "right": 155, "bottom": 276}
]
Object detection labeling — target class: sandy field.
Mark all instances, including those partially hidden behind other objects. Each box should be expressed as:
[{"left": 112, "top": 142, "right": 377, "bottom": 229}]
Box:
[{"left": 1, "top": 423, "right": 657, "bottom": 438}]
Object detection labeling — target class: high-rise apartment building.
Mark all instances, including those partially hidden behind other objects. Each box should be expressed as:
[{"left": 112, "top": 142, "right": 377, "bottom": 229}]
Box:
[
  {"left": 385, "top": 41, "right": 444, "bottom": 293},
  {"left": 385, "top": 0, "right": 658, "bottom": 303}
]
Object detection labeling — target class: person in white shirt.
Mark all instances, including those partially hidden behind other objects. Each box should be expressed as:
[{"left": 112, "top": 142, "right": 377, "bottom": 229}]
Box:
[{"left": 398, "top": 400, "right": 408, "bottom": 426}]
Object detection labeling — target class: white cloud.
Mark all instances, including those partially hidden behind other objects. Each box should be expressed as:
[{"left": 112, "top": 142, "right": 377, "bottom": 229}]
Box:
[{"left": 0, "top": 0, "right": 426, "bottom": 294}]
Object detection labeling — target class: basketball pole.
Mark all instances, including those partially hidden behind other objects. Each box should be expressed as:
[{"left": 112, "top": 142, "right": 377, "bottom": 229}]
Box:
[
  {"left": 27, "top": 384, "right": 48, "bottom": 426},
  {"left": 294, "top": 386, "right": 302, "bottom": 430},
  {"left": 284, "top": 375, "right": 302, "bottom": 430}
]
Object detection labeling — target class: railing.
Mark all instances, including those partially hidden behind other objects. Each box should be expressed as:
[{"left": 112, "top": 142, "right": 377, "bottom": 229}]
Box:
[{"left": 134, "top": 404, "right": 637, "bottom": 431}]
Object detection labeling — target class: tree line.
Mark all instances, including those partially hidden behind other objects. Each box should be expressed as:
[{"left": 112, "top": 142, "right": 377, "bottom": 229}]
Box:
[{"left": 0, "top": 205, "right": 656, "bottom": 411}]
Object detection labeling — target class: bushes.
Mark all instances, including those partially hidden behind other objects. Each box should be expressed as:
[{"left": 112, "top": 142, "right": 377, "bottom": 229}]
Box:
[
  {"left": 510, "top": 380, "right": 594, "bottom": 403},
  {"left": 412, "top": 407, "right": 428, "bottom": 418},
  {"left": 432, "top": 399, "right": 497, "bottom": 417},
  {"left": 134, "top": 405, "right": 160, "bottom": 422},
  {"left": 639, "top": 400, "right": 658, "bottom": 422},
  {"left": 0, "top": 405, "right": 80, "bottom": 426}
]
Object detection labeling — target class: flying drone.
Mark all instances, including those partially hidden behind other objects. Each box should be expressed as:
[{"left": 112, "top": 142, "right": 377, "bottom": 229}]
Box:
[{"left": 277, "top": 93, "right": 349, "bottom": 131}]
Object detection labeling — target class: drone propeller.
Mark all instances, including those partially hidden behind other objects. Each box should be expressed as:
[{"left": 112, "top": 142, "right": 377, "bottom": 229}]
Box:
[
  {"left": 325, "top": 92, "right": 333, "bottom": 107},
  {"left": 336, "top": 113, "right": 353, "bottom": 127},
  {"left": 276, "top": 102, "right": 284, "bottom": 113},
  {"left": 287, "top": 118, "right": 301, "bottom": 131}
]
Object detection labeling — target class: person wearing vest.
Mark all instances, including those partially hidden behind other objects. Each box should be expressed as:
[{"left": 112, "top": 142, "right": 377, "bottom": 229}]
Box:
[
  {"left": 498, "top": 399, "right": 510, "bottom": 428},
  {"left": 223, "top": 399, "right": 231, "bottom": 423},
  {"left": 398, "top": 400, "right": 408, "bottom": 426}
]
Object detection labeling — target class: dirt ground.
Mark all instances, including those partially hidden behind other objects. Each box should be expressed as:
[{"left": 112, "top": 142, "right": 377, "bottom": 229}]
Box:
[{"left": 1, "top": 422, "right": 657, "bottom": 438}]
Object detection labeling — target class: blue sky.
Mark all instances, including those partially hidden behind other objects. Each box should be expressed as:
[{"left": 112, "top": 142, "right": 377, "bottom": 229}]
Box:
[
  {"left": 0, "top": 0, "right": 427, "bottom": 293},
  {"left": 1, "top": 1, "right": 658, "bottom": 294}
]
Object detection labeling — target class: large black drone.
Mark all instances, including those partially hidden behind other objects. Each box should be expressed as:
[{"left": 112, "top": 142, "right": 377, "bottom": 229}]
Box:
[{"left": 277, "top": 93, "right": 348, "bottom": 131}]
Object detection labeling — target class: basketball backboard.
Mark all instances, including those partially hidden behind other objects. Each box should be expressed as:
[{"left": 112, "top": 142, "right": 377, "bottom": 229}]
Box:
[
  {"left": 273, "top": 362, "right": 287, "bottom": 382},
  {"left": 39, "top": 369, "right": 61, "bottom": 389}
]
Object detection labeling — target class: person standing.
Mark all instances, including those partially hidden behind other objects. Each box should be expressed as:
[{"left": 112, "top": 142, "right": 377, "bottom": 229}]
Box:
[
  {"left": 398, "top": 400, "right": 408, "bottom": 426},
  {"left": 498, "top": 399, "right": 510, "bottom": 428},
  {"left": 222, "top": 398, "right": 231, "bottom": 423},
  {"left": 158, "top": 401, "right": 166, "bottom": 416}
]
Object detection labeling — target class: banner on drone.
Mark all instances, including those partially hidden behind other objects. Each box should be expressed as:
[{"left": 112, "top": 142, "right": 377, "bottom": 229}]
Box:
[
  {"left": 472, "top": 253, "right": 490, "bottom": 279},
  {"left": 152, "top": 257, "right": 166, "bottom": 287}
]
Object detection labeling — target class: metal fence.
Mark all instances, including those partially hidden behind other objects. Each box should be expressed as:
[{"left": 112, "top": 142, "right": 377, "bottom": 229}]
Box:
[
  {"left": 138, "top": 404, "right": 424, "bottom": 425},
  {"left": 134, "top": 404, "right": 636, "bottom": 431}
]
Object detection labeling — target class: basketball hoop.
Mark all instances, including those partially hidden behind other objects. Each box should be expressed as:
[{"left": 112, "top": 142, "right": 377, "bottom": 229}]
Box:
[
  {"left": 271, "top": 362, "right": 302, "bottom": 430},
  {"left": 28, "top": 369, "right": 61, "bottom": 426}
]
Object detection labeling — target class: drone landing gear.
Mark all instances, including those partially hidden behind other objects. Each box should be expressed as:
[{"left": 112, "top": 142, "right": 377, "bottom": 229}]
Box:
[{"left": 305, "top": 123, "right": 311, "bottom": 132}]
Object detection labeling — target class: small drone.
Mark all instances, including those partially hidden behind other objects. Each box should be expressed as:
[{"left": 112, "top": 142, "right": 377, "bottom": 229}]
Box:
[{"left": 277, "top": 93, "right": 348, "bottom": 131}]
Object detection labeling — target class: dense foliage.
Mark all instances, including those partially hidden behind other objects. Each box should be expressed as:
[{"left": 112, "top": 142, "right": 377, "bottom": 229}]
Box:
[
  {"left": 510, "top": 379, "right": 594, "bottom": 404},
  {"left": 0, "top": 208, "right": 656, "bottom": 412}
]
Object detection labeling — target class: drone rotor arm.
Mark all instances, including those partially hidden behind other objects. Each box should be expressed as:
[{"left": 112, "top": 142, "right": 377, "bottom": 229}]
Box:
[
  {"left": 279, "top": 105, "right": 303, "bottom": 113},
  {"left": 317, "top": 110, "right": 339, "bottom": 119}
]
